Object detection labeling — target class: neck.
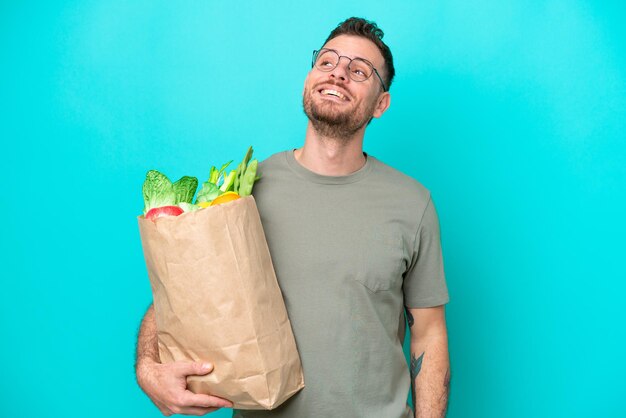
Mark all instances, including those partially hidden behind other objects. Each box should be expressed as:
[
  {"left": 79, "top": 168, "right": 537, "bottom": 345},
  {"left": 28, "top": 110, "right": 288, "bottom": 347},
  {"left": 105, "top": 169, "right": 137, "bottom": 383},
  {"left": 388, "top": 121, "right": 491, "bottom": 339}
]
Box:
[{"left": 294, "top": 121, "right": 367, "bottom": 176}]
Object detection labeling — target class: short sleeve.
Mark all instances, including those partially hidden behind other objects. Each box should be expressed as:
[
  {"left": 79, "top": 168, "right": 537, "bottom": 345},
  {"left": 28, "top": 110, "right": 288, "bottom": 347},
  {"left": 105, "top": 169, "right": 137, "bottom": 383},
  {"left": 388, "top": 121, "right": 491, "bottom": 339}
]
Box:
[{"left": 402, "top": 195, "right": 450, "bottom": 307}]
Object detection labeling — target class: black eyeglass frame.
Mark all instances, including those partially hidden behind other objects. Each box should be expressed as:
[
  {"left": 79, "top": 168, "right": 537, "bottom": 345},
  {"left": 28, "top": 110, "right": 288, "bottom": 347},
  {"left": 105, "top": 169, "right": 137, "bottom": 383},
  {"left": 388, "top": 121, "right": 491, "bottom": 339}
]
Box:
[{"left": 311, "top": 49, "right": 388, "bottom": 92}]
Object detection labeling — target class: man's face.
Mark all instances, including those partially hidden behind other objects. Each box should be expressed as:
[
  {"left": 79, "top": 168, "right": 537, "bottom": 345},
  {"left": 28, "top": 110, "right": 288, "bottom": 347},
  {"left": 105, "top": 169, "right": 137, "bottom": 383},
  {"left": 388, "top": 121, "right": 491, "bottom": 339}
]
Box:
[{"left": 302, "top": 35, "right": 390, "bottom": 139}]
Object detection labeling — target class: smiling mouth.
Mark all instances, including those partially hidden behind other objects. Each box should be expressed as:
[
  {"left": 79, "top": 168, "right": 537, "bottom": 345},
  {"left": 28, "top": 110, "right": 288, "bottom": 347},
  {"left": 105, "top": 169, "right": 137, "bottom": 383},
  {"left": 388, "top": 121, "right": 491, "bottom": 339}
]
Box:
[{"left": 318, "top": 88, "right": 349, "bottom": 101}]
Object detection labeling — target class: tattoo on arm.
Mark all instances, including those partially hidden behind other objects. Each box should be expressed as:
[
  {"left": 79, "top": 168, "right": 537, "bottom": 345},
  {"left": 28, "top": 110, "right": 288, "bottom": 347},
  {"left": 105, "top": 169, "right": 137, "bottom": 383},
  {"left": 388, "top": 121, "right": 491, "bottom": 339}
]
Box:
[
  {"left": 410, "top": 351, "right": 424, "bottom": 380},
  {"left": 410, "top": 351, "right": 425, "bottom": 413}
]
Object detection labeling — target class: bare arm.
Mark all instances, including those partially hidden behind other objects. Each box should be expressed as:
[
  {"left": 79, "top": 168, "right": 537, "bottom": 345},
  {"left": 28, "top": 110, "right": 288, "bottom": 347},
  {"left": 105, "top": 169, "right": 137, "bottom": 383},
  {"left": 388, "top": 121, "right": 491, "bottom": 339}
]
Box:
[
  {"left": 135, "top": 304, "right": 159, "bottom": 372},
  {"left": 406, "top": 305, "right": 451, "bottom": 418},
  {"left": 135, "top": 303, "right": 233, "bottom": 416}
]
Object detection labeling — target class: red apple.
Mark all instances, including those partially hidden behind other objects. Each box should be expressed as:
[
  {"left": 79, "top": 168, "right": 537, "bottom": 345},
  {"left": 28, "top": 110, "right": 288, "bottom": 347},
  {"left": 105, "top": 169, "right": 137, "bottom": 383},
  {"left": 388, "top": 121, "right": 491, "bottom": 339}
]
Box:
[{"left": 145, "top": 205, "right": 184, "bottom": 221}]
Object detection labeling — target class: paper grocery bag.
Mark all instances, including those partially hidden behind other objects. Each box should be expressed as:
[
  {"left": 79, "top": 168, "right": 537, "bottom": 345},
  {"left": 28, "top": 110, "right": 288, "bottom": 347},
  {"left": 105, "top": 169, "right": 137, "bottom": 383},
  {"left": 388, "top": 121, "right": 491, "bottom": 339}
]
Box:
[{"left": 137, "top": 196, "right": 304, "bottom": 410}]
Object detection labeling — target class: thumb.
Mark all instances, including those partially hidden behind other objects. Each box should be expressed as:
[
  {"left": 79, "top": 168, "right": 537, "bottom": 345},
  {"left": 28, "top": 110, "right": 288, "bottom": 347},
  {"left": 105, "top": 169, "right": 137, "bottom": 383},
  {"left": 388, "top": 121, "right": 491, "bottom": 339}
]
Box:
[{"left": 176, "top": 361, "right": 214, "bottom": 377}]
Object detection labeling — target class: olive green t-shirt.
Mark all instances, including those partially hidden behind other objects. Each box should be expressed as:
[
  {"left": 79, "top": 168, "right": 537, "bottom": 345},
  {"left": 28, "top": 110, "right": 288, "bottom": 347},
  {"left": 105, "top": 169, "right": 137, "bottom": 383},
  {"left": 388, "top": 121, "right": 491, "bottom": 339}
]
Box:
[{"left": 234, "top": 150, "right": 449, "bottom": 418}]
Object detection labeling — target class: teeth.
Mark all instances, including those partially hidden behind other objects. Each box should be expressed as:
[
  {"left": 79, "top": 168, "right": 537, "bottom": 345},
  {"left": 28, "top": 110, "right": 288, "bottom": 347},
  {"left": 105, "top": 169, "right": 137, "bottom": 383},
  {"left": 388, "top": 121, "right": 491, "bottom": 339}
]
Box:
[{"left": 321, "top": 89, "right": 346, "bottom": 100}]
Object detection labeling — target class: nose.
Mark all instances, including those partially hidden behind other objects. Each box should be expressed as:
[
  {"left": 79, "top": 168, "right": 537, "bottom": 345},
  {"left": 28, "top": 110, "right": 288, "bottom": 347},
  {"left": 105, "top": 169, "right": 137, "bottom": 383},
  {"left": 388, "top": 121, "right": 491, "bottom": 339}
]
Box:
[{"left": 329, "top": 56, "right": 351, "bottom": 82}]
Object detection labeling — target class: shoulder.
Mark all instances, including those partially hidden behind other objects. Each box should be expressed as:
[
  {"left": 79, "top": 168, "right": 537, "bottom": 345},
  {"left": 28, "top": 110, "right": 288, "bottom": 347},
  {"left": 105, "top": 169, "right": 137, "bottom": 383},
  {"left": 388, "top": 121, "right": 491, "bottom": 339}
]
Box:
[
  {"left": 256, "top": 150, "right": 292, "bottom": 179},
  {"left": 368, "top": 154, "right": 432, "bottom": 204},
  {"left": 258, "top": 150, "right": 288, "bottom": 172},
  {"left": 253, "top": 150, "right": 291, "bottom": 196}
]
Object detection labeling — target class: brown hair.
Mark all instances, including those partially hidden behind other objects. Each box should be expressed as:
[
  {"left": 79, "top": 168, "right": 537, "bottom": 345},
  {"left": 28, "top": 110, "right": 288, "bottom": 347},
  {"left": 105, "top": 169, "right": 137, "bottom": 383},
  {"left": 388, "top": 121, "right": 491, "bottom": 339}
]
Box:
[{"left": 322, "top": 17, "right": 395, "bottom": 90}]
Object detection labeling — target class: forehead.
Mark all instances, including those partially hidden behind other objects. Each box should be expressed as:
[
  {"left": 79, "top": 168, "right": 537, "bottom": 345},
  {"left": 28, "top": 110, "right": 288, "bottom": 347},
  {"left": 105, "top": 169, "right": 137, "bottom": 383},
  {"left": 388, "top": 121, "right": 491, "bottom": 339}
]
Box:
[{"left": 322, "top": 35, "right": 384, "bottom": 67}]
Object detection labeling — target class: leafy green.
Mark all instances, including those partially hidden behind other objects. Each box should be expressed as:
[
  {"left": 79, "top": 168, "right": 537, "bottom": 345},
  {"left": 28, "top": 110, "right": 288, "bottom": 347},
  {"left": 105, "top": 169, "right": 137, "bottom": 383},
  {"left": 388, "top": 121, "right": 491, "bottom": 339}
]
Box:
[
  {"left": 232, "top": 147, "right": 250, "bottom": 193},
  {"left": 233, "top": 161, "right": 243, "bottom": 193},
  {"left": 208, "top": 167, "right": 219, "bottom": 185},
  {"left": 142, "top": 170, "right": 176, "bottom": 215},
  {"left": 208, "top": 160, "right": 233, "bottom": 186},
  {"left": 220, "top": 170, "right": 237, "bottom": 192},
  {"left": 172, "top": 176, "right": 198, "bottom": 204},
  {"left": 238, "top": 159, "right": 258, "bottom": 196},
  {"left": 142, "top": 146, "right": 259, "bottom": 212},
  {"left": 218, "top": 160, "right": 233, "bottom": 179},
  {"left": 241, "top": 146, "right": 253, "bottom": 168},
  {"left": 196, "top": 181, "right": 222, "bottom": 203},
  {"left": 230, "top": 146, "right": 260, "bottom": 196}
]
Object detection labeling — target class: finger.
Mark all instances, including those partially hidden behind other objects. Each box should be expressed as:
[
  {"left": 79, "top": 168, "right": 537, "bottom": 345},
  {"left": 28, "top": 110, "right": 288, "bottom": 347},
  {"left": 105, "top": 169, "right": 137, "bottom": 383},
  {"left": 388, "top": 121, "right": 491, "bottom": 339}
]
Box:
[
  {"left": 174, "top": 361, "right": 214, "bottom": 377},
  {"left": 183, "top": 391, "right": 234, "bottom": 408}
]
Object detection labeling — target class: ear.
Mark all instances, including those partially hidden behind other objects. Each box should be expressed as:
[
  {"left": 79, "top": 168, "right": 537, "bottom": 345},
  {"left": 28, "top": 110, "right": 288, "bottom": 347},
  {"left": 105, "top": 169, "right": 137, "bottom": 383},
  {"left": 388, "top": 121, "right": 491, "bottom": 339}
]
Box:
[{"left": 372, "top": 91, "right": 391, "bottom": 119}]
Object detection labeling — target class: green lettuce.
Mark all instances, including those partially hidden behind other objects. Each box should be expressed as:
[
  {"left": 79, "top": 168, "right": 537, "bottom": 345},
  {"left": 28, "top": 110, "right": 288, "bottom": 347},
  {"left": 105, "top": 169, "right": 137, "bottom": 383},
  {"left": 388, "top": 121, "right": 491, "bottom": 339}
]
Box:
[
  {"left": 172, "top": 176, "right": 198, "bottom": 204},
  {"left": 142, "top": 170, "right": 176, "bottom": 214}
]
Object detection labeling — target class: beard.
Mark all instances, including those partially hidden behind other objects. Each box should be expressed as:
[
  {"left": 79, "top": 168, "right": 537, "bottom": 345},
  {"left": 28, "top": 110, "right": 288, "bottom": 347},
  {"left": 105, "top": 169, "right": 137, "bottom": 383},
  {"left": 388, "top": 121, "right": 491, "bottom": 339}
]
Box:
[{"left": 302, "top": 85, "right": 377, "bottom": 141}]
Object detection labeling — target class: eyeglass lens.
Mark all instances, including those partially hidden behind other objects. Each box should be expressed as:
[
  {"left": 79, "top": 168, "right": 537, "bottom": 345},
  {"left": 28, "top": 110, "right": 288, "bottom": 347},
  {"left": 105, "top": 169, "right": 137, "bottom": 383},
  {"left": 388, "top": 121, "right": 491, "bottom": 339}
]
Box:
[{"left": 314, "top": 50, "right": 373, "bottom": 82}]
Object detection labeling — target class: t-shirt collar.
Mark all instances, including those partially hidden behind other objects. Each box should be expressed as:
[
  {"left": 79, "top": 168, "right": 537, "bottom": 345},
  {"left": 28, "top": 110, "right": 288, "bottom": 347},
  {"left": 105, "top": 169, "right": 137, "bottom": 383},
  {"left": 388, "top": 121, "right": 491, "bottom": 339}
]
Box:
[{"left": 284, "top": 148, "right": 374, "bottom": 185}]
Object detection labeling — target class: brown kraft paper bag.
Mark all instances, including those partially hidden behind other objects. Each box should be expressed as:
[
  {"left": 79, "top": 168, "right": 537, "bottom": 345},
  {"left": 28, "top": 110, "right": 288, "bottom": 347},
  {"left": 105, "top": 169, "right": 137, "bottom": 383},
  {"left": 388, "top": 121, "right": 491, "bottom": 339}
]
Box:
[{"left": 138, "top": 195, "right": 305, "bottom": 410}]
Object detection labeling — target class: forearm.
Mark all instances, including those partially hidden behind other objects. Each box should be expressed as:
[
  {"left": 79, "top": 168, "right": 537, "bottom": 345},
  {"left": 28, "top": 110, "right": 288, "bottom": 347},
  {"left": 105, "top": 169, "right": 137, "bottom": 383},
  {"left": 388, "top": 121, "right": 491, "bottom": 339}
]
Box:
[
  {"left": 410, "top": 335, "right": 450, "bottom": 418},
  {"left": 132, "top": 304, "right": 231, "bottom": 414},
  {"left": 135, "top": 303, "right": 160, "bottom": 375}
]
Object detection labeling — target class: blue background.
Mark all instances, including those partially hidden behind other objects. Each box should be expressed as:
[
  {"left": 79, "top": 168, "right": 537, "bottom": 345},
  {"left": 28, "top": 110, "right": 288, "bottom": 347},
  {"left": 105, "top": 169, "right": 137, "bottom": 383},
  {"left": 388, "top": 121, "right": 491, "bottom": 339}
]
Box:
[{"left": 1, "top": 1, "right": 624, "bottom": 417}]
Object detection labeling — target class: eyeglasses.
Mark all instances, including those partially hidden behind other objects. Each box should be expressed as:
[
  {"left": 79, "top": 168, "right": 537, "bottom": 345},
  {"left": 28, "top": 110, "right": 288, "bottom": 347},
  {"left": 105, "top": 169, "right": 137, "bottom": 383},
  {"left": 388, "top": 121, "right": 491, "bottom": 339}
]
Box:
[{"left": 311, "top": 49, "right": 388, "bottom": 92}]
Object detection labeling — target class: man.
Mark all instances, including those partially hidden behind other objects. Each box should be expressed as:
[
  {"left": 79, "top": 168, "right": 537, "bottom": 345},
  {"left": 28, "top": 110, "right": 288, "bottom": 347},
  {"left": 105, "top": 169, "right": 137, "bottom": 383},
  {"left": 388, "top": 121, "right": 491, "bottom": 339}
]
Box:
[{"left": 136, "top": 17, "right": 451, "bottom": 418}]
